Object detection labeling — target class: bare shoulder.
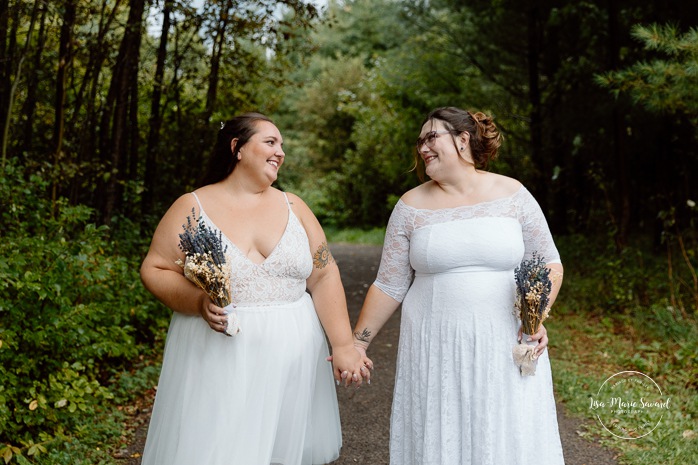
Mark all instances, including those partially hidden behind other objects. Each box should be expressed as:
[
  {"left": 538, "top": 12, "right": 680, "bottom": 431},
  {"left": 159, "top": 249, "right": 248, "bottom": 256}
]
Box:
[
  {"left": 284, "top": 191, "right": 310, "bottom": 211},
  {"left": 284, "top": 192, "right": 328, "bottom": 254},
  {"left": 190, "top": 184, "right": 225, "bottom": 211},
  {"left": 163, "top": 192, "right": 200, "bottom": 222},
  {"left": 284, "top": 191, "right": 318, "bottom": 225},
  {"left": 486, "top": 173, "right": 522, "bottom": 197},
  {"left": 400, "top": 182, "right": 432, "bottom": 208},
  {"left": 144, "top": 193, "right": 199, "bottom": 267}
]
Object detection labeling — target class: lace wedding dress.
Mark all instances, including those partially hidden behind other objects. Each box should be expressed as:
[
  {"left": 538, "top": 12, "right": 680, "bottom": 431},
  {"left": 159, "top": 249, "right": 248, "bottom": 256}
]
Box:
[
  {"left": 375, "top": 186, "right": 565, "bottom": 465},
  {"left": 141, "top": 192, "right": 341, "bottom": 465}
]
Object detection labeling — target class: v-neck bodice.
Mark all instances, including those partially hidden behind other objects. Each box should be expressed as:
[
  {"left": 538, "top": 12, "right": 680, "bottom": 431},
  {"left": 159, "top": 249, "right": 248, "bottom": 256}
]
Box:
[{"left": 190, "top": 192, "right": 313, "bottom": 306}]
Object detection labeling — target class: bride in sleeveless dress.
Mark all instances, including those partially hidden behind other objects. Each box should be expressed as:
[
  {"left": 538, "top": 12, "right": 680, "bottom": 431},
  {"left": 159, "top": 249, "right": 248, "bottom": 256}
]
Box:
[
  {"left": 139, "top": 113, "right": 368, "bottom": 465},
  {"left": 353, "top": 107, "right": 566, "bottom": 465}
]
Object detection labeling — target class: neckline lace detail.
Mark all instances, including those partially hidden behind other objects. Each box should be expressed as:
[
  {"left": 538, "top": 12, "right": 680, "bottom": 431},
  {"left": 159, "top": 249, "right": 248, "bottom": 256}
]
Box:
[{"left": 397, "top": 185, "right": 524, "bottom": 212}]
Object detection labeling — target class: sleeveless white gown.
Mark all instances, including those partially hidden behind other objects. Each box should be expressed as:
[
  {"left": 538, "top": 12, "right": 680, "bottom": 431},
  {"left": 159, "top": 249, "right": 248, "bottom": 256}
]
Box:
[
  {"left": 141, "top": 192, "right": 341, "bottom": 465},
  {"left": 374, "top": 186, "right": 565, "bottom": 465}
]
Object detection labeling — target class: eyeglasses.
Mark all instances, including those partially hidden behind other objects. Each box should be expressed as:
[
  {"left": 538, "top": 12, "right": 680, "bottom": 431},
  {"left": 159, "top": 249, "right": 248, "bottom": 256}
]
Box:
[{"left": 416, "top": 130, "right": 453, "bottom": 149}]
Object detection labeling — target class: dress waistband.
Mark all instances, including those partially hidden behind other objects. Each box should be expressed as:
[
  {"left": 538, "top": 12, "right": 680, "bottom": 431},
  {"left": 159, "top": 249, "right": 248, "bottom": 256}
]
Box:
[
  {"left": 233, "top": 292, "right": 311, "bottom": 312},
  {"left": 414, "top": 267, "right": 511, "bottom": 277}
]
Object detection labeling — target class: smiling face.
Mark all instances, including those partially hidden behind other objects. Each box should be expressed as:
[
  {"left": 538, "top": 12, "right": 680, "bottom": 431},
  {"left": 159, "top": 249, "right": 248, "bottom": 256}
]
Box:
[
  {"left": 416, "top": 119, "right": 470, "bottom": 180},
  {"left": 234, "top": 120, "right": 285, "bottom": 184}
]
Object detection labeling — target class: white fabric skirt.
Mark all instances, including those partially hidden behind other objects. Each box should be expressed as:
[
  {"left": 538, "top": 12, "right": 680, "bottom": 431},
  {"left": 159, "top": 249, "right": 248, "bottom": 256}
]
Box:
[{"left": 141, "top": 293, "right": 342, "bottom": 465}]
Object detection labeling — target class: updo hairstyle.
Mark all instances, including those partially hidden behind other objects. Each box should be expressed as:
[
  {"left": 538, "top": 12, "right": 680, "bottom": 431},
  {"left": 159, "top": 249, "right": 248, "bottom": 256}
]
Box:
[
  {"left": 199, "top": 112, "right": 274, "bottom": 186},
  {"left": 418, "top": 106, "right": 502, "bottom": 171}
]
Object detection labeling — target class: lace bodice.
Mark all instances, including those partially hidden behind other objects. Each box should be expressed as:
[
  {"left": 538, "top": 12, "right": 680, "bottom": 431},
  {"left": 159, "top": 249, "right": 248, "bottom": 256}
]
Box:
[
  {"left": 191, "top": 192, "right": 312, "bottom": 306},
  {"left": 374, "top": 186, "right": 560, "bottom": 302}
]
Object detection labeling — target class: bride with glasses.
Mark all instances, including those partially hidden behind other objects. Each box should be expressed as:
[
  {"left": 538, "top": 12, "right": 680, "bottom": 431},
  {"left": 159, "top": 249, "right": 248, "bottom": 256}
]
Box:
[{"left": 353, "top": 106, "right": 566, "bottom": 465}]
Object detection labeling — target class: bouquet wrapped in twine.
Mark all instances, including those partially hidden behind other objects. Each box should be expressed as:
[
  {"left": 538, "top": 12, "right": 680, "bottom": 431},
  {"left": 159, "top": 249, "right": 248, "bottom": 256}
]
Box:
[
  {"left": 512, "top": 253, "right": 552, "bottom": 376},
  {"left": 176, "top": 209, "right": 240, "bottom": 337}
]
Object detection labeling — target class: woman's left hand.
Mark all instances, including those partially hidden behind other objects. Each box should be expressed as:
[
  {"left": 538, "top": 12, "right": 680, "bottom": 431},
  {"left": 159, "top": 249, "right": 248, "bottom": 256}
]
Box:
[
  {"left": 518, "top": 323, "right": 548, "bottom": 358},
  {"left": 329, "top": 345, "right": 370, "bottom": 387}
]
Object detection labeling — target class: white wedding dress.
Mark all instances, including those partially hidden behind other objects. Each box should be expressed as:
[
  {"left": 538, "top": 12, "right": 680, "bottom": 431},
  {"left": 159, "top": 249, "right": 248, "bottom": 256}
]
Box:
[
  {"left": 141, "top": 192, "right": 341, "bottom": 465},
  {"left": 374, "top": 186, "right": 565, "bottom": 465}
]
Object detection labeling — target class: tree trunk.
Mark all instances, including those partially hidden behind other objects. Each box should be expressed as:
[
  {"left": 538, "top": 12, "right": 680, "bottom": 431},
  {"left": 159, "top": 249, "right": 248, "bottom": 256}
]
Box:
[
  {"left": 72, "top": 0, "right": 124, "bottom": 205},
  {"left": 51, "top": 0, "right": 76, "bottom": 211},
  {"left": 196, "top": 0, "right": 233, "bottom": 169},
  {"left": 0, "top": 0, "right": 10, "bottom": 164},
  {"left": 98, "top": 0, "right": 146, "bottom": 223},
  {"left": 608, "top": 0, "right": 629, "bottom": 249},
  {"left": 544, "top": 19, "right": 568, "bottom": 235},
  {"left": 204, "top": 0, "right": 233, "bottom": 123},
  {"left": 71, "top": 0, "right": 124, "bottom": 129},
  {"left": 143, "top": 0, "right": 173, "bottom": 217},
  {"left": 20, "top": 1, "right": 48, "bottom": 159},
  {"left": 526, "top": 3, "right": 547, "bottom": 211},
  {"left": 2, "top": 1, "right": 38, "bottom": 167}
]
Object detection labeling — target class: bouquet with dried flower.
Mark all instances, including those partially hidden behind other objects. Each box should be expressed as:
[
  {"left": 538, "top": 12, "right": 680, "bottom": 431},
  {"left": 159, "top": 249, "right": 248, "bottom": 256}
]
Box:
[
  {"left": 512, "top": 253, "right": 552, "bottom": 376},
  {"left": 176, "top": 209, "right": 240, "bottom": 337}
]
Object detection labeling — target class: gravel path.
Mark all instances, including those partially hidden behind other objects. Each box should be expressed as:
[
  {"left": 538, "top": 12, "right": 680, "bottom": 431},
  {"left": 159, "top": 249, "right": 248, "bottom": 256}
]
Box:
[{"left": 121, "top": 244, "right": 619, "bottom": 465}]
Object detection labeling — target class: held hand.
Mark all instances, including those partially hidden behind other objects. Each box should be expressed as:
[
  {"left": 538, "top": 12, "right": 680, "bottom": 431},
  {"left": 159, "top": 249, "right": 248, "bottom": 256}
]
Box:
[
  {"left": 329, "top": 345, "right": 368, "bottom": 388},
  {"left": 353, "top": 344, "right": 373, "bottom": 384},
  {"left": 517, "top": 323, "right": 548, "bottom": 358},
  {"left": 353, "top": 343, "right": 374, "bottom": 372},
  {"left": 326, "top": 345, "right": 374, "bottom": 386}
]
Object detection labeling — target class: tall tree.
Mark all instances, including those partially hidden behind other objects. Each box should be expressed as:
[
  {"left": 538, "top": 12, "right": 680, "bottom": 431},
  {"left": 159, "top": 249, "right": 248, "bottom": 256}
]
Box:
[
  {"left": 19, "top": 1, "right": 47, "bottom": 158},
  {"left": 98, "top": 0, "right": 147, "bottom": 223},
  {"left": 606, "top": 0, "right": 630, "bottom": 247},
  {"left": 526, "top": 1, "right": 546, "bottom": 211},
  {"left": 52, "top": 0, "right": 76, "bottom": 209},
  {"left": 2, "top": 2, "right": 39, "bottom": 167},
  {"left": 143, "top": 0, "right": 174, "bottom": 217},
  {"left": 0, "top": 0, "right": 11, "bottom": 165},
  {"left": 71, "top": 0, "right": 125, "bottom": 205}
]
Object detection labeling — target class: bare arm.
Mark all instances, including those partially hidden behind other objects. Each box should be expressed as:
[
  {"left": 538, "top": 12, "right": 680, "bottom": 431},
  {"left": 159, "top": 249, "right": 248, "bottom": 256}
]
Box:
[
  {"left": 139, "top": 194, "right": 228, "bottom": 330},
  {"left": 291, "top": 194, "right": 367, "bottom": 386},
  {"left": 352, "top": 284, "right": 401, "bottom": 353}
]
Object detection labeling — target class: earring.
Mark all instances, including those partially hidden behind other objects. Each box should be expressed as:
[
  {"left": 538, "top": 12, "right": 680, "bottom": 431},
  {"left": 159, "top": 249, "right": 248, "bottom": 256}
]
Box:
[{"left": 460, "top": 146, "right": 464, "bottom": 151}]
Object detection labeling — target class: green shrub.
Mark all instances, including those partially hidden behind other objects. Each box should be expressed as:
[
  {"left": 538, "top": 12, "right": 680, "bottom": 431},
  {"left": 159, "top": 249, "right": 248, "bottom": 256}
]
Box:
[{"left": 0, "top": 162, "right": 167, "bottom": 463}]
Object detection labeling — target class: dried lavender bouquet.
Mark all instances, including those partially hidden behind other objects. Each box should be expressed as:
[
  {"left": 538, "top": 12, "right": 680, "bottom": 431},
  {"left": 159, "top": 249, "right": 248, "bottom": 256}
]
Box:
[
  {"left": 176, "top": 208, "right": 240, "bottom": 336},
  {"left": 512, "top": 253, "right": 552, "bottom": 375}
]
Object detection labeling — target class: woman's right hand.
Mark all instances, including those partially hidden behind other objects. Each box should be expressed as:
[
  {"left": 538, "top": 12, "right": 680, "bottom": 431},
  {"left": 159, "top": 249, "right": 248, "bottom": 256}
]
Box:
[{"left": 201, "top": 299, "right": 228, "bottom": 334}]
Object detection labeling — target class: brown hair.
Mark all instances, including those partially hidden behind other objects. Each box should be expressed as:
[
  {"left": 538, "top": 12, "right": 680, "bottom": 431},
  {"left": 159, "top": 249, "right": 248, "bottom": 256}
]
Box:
[
  {"left": 413, "top": 106, "right": 502, "bottom": 178},
  {"left": 199, "top": 112, "right": 275, "bottom": 186}
]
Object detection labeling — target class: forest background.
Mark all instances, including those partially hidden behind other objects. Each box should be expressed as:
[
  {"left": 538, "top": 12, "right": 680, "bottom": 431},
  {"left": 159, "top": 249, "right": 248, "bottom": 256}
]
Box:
[{"left": 0, "top": 0, "right": 696, "bottom": 464}]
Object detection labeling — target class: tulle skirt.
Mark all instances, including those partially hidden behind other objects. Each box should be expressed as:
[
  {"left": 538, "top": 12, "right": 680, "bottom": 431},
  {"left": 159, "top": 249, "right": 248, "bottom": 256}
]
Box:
[{"left": 141, "top": 293, "right": 342, "bottom": 465}]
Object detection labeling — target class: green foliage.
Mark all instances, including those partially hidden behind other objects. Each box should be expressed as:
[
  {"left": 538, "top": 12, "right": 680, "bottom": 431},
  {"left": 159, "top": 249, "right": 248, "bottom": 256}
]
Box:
[
  {"left": 597, "top": 24, "right": 698, "bottom": 120},
  {"left": 549, "top": 236, "right": 698, "bottom": 464},
  {"left": 326, "top": 227, "right": 386, "bottom": 246},
  {"left": 0, "top": 162, "right": 167, "bottom": 462}
]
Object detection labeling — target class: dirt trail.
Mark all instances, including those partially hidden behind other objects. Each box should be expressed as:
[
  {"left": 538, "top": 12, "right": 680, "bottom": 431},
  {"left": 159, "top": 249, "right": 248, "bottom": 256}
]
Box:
[{"left": 121, "top": 244, "right": 619, "bottom": 465}]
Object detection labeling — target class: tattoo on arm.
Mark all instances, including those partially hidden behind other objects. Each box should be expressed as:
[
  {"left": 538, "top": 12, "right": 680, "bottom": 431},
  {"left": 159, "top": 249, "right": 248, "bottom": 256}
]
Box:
[
  {"left": 354, "top": 328, "right": 371, "bottom": 343},
  {"left": 312, "top": 241, "right": 333, "bottom": 269}
]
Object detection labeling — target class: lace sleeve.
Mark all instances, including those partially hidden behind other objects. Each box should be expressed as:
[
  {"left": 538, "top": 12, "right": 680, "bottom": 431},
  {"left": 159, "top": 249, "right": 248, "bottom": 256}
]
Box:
[
  {"left": 374, "top": 201, "right": 415, "bottom": 302},
  {"left": 516, "top": 187, "right": 561, "bottom": 265}
]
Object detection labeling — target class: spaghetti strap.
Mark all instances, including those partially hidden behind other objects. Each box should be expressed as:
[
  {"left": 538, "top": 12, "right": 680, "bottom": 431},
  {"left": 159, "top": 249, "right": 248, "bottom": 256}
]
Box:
[
  {"left": 282, "top": 192, "right": 291, "bottom": 209},
  {"left": 190, "top": 192, "right": 204, "bottom": 215}
]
